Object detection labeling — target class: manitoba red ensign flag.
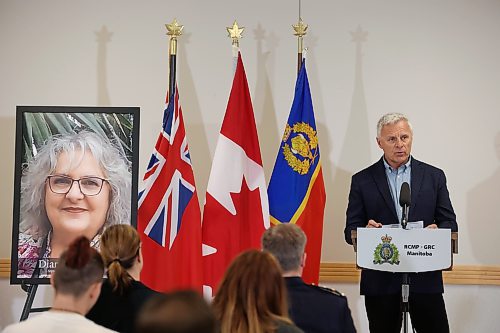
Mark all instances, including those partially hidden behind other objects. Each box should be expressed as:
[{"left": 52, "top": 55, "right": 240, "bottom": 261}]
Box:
[{"left": 138, "top": 87, "right": 203, "bottom": 293}]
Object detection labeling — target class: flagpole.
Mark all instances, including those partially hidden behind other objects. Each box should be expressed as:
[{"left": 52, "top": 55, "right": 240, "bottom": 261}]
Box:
[
  {"left": 292, "top": 18, "right": 308, "bottom": 75},
  {"left": 166, "top": 18, "right": 184, "bottom": 95},
  {"left": 227, "top": 20, "right": 244, "bottom": 72}
]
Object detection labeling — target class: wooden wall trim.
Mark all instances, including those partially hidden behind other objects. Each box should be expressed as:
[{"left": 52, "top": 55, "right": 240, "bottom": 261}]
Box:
[
  {"left": 1, "top": 259, "right": 499, "bottom": 285},
  {"left": 0, "top": 259, "right": 10, "bottom": 278},
  {"left": 320, "top": 262, "right": 361, "bottom": 283},
  {"left": 319, "top": 262, "right": 500, "bottom": 286}
]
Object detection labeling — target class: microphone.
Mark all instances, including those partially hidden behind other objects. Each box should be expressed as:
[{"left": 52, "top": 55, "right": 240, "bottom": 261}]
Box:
[{"left": 399, "top": 182, "right": 411, "bottom": 229}]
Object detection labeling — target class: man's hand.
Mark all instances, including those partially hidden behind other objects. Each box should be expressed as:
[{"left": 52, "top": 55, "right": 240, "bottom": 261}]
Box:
[
  {"left": 426, "top": 224, "right": 438, "bottom": 229},
  {"left": 367, "top": 219, "right": 383, "bottom": 228}
]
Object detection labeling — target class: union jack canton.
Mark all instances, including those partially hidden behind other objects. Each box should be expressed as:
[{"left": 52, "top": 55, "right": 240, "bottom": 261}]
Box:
[{"left": 138, "top": 88, "right": 196, "bottom": 250}]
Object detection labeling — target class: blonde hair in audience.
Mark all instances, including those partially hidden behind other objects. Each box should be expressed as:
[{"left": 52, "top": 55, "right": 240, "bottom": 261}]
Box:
[
  {"left": 212, "top": 250, "right": 292, "bottom": 333},
  {"left": 100, "top": 224, "right": 140, "bottom": 294}
]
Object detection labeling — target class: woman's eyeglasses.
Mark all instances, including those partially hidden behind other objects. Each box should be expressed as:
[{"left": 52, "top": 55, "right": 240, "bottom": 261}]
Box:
[{"left": 46, "top": 175, "right": 108, "bottom": 196}]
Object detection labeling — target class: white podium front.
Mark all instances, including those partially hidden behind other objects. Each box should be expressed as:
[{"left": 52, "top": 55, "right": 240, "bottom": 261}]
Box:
[{"left": 356, "top": 228, "right": 451, "bottom": 273}]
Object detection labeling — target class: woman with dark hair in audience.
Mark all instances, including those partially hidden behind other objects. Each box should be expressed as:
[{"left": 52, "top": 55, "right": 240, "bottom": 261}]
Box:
[
  {"left": 86, "top": 224, "right": 161, "bottom": 333},
  {"left": 3, "top": 236, "right": 115, "bottom": 333},
  {"left": 136, "top": 290, "right": 216, "bottom": 333},
  {"left": 212, "top": 249, "right": 304, "bottom": 333}
]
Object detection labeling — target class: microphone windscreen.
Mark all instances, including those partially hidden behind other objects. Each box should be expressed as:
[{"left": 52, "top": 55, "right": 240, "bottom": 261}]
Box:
[{"left": 399, "top": 182, "right": 411, "bottom": 207}]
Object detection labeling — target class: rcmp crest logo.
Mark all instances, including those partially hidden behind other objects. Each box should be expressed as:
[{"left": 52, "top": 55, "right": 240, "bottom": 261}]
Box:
[
  {"left": 282, "top": 122, "right": 319, "bottom": 175},
  {"left": 373, "top": 234, "right": 400, "bottom": 265}
]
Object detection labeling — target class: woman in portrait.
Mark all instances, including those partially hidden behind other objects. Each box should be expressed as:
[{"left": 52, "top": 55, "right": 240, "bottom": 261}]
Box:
[
  {"left": 212, "top": 249, "right": 304, "bottom": 333},
  {"left": 17, "top": 131, "right": 131, "bottom": 278}
]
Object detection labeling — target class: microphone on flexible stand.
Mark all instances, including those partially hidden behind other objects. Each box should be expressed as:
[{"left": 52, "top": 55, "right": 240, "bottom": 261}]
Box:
[
  {"left": 399, "top": 182, "right": 411, "bottom": 229},
  {"left": 399, "top": 181, "right": 412, "bottom": 333}
]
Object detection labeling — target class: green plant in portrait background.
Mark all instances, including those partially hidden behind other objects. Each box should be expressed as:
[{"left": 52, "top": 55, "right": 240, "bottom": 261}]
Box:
[{"left": 22, "top": 112, "right": 134, "bottom": 164}]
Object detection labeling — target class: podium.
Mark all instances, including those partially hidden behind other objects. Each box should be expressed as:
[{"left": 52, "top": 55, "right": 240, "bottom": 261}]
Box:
[
  {"left": 351, "top": 228, "right": 458, "bottom": 271},
  {"left": 351, "top": 228, "right": 458, "bottom": 333}
]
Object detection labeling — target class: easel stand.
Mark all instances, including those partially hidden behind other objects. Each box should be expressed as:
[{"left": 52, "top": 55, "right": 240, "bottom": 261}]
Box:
[
  {"left": 20, "top": 281, "right": 50, "bottom": 321},
  {"left": 351, "top": 228, "right": 458, "bottom": 333}
]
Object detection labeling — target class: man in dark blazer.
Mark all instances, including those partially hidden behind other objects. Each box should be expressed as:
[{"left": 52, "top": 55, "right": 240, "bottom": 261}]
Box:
[
  {"left": 262, "top": 223, "right": 356, "bottom": 333},
  {"left": 344, "top": 113, "right": 458, "bottom": 333}
]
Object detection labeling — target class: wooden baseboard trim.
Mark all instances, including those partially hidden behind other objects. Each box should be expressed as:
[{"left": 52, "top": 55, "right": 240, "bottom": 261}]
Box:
[
  {"left": 1, "top": 259, "right": 499, "bottom": 285},
  {"left": 0, "top": 259, "right": 10, "bottom": 279},
  {"left": 319, "top": 262, "right": 500, "bottom": 286},
  {"left": 442, "top": 265, "right": 500, "bottom": 285},
  {"left": 320, "top": 262, "right": 361, "bottom": 283}
]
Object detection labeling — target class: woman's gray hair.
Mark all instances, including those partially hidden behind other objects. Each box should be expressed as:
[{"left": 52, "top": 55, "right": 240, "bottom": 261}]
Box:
[
  {"left": 20, "top": 131, "right": 132, "bottom": 237},
  {"left": 376, "top": 113, "right": 413, "bottom": 138}
]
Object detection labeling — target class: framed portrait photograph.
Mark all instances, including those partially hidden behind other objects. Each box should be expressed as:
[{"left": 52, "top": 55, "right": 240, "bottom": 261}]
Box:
[{"left": 11, "top": 106, "right": 140, "bottom": 284}]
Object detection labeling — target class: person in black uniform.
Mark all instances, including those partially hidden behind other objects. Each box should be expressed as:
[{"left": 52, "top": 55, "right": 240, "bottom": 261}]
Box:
[
  {"left": 86, "top": 224, "right": 162, "bottom": 333},
  {"left": 262, "top": 223, "right": 356, "bottom": 333}
]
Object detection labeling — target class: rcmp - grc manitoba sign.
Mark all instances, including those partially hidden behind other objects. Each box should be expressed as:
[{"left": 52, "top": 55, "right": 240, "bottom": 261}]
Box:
[{"left": 357, "top": 228, "right": 451, "bottom": 273}]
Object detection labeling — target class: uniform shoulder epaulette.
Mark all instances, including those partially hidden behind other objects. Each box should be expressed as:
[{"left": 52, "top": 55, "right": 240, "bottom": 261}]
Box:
[{"left": 309, "top": 284, "right": 346, "bottom": 297}]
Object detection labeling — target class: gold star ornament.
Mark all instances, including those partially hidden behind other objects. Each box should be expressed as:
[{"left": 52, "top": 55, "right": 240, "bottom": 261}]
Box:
[
  {"left": 227, "top": 20, "right": 244, "bottom": 46},
  {"left": 165, "top": 18, "right": 184, "bottom": 56},
  {"left": 292, "top": 18, "right": 308, "bottom": 38},
  {"left": 165, "top": 18, "right": 184, "bottom": 38}
]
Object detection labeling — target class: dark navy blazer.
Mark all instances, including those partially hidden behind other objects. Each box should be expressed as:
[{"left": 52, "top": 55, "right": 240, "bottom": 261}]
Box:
[
  {"left": 344, "top": 157, "right": 458, "bottom": 295},
  {"left": 285, "top": 277, "right": 357, "bottom": 333}
]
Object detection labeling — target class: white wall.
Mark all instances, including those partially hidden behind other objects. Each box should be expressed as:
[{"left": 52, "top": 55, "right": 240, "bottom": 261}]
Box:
[{"left": 1, "top": 0, "right": 499, "bottom": 330}]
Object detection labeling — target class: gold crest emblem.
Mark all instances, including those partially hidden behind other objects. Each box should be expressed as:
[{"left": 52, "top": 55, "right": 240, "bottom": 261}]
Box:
[
  {"left": 282, "top": 122, "right": 319, "bottom": 175},
  {"left": 373, "top": 234, "right": 400, "bottom": 265}
]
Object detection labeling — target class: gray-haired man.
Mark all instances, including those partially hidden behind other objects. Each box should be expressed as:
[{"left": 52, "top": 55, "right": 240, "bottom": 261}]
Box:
[{"left": 262, "top": 223, "right": 356, "bottom": 333}]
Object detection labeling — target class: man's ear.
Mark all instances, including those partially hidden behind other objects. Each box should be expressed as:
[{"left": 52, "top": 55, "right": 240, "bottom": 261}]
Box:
[
  {"left": 376, "top": 137, "right": 382, "bottom": 148},
  {"left": 301, "top": 252, "right": 307, "bottom": 268},
  {"left": 89, "top": 281, "right": 102, "bottom": 301},
  {"left": 50, "top": 273, "right": 55, "bottom": 287}
]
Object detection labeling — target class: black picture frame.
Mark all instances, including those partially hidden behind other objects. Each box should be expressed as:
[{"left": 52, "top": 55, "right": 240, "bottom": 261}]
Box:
[{"left": 11, "top": 106, "right": 140, "bottom": 285}]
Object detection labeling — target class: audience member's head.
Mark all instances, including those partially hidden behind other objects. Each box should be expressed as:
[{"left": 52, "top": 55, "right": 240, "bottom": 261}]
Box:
[
  {"left": 136, "top": 290, "right": 216, "bottom": 333},
  {"left": 261, "top": 223, "right": 307, "bottom": 276},
  {"left": 212, "top": 249, "right": 292, "bottom": 333},
  {"left": 99, "top": 224, "right": 142, "bottom": 294},
  {"left": 51, "top": 236, "right": 104, "bottom": 314}
]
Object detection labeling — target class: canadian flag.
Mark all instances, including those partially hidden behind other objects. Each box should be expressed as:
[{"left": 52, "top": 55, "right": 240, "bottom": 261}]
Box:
[{"left": 202, "top": 52, "right": 269, "bottom": 297}]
